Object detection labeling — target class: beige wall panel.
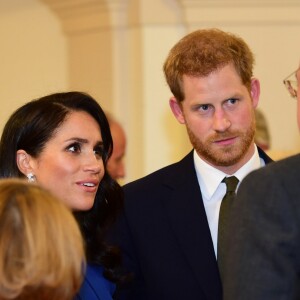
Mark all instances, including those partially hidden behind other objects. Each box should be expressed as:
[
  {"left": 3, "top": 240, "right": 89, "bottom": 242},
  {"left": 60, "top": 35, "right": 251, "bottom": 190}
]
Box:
[
  {"left": 142, "top": 25, "right": 192, "bottom": 176},
  {"left": 122, "top": 26, "right": 145, "bottom": 180},
  {"left": 68, "top": 30, "right": 114, "bottom": 112},
  {"left": 0, "top": 0, "right": 67, "bottom": 134}
]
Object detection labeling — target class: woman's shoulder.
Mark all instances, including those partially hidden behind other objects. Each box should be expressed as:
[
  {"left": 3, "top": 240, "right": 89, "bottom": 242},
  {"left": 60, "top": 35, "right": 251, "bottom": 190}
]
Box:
[{"left": 74, "top": 264, "right": 116, "bottom": 300}]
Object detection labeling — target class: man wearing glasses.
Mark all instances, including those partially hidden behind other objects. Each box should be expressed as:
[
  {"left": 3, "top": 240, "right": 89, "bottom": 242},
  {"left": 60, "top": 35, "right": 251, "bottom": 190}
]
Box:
[{"left": 223, "top": 65, "right": 300, "bottom": 299}]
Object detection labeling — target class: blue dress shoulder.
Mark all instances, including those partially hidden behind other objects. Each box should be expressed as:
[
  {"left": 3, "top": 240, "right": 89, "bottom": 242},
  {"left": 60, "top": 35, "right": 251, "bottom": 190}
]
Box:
[{"left": 74, "top": 264, "right": 116, "bottom": 300}]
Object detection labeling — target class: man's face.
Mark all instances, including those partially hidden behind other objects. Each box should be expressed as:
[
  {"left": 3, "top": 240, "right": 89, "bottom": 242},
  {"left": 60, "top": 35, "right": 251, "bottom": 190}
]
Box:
[
  {"left": 170, "top": 63, "right": 260, "bottom": 174},
  {"left": 296, "top": 65, "right": 300, "bottom": 130},
  {"left": 107, "top": 122, "right": 126, "bottom": 180}
]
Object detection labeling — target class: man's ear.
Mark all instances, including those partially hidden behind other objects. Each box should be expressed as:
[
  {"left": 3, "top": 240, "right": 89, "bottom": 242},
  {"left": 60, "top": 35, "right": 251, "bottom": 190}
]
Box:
[
  {"left": 250, "top": 78, "right": 260, "bottom": 108},
  {"left": 16, "top": 150, "right": 34, "bottom": 176},
  {"left": 169, "top": 97, "right": 186, "bottom": 124}
]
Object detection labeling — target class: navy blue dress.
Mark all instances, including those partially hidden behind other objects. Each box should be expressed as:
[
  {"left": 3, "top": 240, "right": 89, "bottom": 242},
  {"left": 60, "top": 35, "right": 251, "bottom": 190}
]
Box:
[{"left": 74, "top": 264, "right": 116, "bottom": 300}]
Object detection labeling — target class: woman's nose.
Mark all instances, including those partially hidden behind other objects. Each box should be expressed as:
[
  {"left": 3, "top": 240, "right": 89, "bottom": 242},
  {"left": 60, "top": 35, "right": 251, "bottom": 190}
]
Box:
[{"left": 83, "top": 153, "right": 103, "bottom": 174}]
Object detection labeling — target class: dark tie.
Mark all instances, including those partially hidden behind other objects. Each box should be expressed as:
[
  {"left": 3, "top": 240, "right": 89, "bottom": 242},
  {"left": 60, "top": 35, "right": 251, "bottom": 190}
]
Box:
[{"left": 218, "top": 176, "right": 239, "bottom": 280}]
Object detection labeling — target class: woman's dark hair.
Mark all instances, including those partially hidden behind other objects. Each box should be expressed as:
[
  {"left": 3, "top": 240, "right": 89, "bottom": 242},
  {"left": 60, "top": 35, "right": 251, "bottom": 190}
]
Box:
[{"left": 0, "top": 91, "right": 124, "bottom": 283}]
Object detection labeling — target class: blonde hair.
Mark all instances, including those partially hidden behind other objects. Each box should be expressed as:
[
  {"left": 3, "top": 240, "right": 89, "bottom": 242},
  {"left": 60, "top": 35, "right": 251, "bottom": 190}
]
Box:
[{"left": 0, "top": 179, "right": 85, "bottom": 300}]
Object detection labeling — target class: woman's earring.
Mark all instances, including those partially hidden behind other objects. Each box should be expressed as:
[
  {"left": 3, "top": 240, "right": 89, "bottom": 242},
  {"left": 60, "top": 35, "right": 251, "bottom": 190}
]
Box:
[{"left": 27, "top": 173, "right": 36, "bottom": 183}]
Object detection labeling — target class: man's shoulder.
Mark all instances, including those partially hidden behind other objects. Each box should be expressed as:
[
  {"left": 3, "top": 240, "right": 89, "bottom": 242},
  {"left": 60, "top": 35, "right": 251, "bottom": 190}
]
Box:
[
  {"left": 258, "top": 153, "right": 300, "bottom": 174},
  {"left": 244, "top": 153, "right": 300, "bottom": 186}
]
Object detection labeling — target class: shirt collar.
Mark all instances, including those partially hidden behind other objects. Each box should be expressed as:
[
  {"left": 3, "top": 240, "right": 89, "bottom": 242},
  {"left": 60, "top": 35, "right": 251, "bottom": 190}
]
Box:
[{"left": 193, "top": 145, "right": 264, "bottom": 200}]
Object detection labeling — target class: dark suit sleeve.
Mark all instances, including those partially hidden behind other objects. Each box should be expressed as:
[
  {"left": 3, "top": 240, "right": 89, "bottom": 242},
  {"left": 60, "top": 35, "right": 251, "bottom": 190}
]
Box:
[
  {"left": 108, "top": 182, "right": 149, "bottom": 300},
  {"left": 223, "top": 163, "right": 300, "bottom": 300},
  {"left": 108, "top": 205, "right": 147, "bottom": 300}
]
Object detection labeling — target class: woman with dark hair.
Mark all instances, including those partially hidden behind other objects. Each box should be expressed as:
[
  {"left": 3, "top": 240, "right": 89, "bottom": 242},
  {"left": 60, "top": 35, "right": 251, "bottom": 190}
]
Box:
[{"left": 0, "top": 91, "right": 124, "bottom": 300}]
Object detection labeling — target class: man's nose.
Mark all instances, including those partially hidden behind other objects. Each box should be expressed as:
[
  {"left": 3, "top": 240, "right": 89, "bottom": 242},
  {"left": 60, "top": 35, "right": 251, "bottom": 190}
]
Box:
[{"left": 212, "top": 110, "right": 231, "bottom": 132}]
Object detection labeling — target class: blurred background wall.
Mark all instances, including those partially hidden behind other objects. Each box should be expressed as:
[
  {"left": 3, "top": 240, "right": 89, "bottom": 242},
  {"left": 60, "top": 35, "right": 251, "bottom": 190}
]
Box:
[{"left": 1, "top": 0, "right": 300, "bottom": 183}]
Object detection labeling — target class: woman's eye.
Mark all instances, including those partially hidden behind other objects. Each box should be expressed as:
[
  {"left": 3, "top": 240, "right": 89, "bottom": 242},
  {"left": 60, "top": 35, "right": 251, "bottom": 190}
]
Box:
[
  {"left": 67, "top": 143, "right": 81, "bottom": 153},
  {"left": 94, "top": 145, "right": 104, "bottom": 158}
]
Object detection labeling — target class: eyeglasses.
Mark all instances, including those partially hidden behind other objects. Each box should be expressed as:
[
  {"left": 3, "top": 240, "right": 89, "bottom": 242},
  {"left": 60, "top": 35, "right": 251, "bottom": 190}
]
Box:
[{"left": 283, "top": 70, "right": 298, "bottom": 98}]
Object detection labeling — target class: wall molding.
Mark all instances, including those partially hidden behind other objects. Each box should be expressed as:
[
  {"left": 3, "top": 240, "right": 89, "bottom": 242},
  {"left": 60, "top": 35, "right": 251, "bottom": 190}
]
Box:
[
  {"left": 40, "top": 0, "right": 129, "bottom": 33},
  {"left": 179, "top": 0, "right": 300, "bottom": 8}
]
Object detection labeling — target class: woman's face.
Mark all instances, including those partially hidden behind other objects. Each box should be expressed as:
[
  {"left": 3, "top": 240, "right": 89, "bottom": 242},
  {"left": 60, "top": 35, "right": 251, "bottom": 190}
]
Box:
[{"left": 28, "top": 111, "right": 105, "bottom": 211}]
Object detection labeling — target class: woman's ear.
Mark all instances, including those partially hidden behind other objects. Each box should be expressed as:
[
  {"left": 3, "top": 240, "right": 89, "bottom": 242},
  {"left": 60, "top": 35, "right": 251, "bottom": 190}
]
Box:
[{"left": 16, "top": 150, "right": 34, "bottom": 176}]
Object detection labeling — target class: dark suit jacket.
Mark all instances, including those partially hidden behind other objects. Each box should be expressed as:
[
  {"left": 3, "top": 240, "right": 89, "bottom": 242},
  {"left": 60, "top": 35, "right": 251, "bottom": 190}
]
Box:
[
  {"left": 223, "top": 154, "right": 300, "bottom": 300},
  {"left": 115, "top": 149, "right": 272, "bottom": 300}
]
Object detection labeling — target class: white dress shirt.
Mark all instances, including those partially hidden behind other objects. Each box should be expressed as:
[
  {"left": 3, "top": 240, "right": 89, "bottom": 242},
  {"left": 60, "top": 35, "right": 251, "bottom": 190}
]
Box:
[{"left": 193, "top": 146, "right": 265, "bottom": 257}]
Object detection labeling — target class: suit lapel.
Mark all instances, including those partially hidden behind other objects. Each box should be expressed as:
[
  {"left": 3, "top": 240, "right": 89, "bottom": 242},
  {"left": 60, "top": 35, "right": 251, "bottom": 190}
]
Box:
[
  {"left": 258, "top": 146, "right": 273, "bottom": 164},
  {"left": 158, "top": 148, "right": 269, "bottom": 298},
  {"left": 161, "top": 152, "right": 222, "bottom": 299}
]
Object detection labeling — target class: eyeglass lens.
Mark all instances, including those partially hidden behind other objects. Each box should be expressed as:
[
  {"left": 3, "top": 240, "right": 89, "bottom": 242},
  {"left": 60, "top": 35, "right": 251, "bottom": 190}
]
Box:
[
  {"left": 284, "top": 80, "right": 297, "bottom": 98},
  {"left": 283, "top": 71, "right": 298, "bottom": 98}
]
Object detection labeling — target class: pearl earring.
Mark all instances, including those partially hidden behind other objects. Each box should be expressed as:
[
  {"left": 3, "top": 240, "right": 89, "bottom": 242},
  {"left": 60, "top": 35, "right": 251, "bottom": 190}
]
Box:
[{"left": 27, "top": 173, "right": 36, "bottom": 183}]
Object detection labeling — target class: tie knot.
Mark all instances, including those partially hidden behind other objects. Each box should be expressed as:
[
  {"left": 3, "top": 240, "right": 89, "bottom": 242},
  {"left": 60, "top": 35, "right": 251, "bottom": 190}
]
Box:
[{"left": 222, "top": 176, "right": 239, "bottom": 193}]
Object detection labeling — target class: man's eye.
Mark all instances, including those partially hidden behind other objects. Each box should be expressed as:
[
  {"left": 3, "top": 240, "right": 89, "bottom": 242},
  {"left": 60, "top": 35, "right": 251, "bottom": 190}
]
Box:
[
  {"left": 228, "top": 98, "right": 238, "bottom": 105},
  {"left": 200, "top": 104, "right": 210, "bottom": 111}
]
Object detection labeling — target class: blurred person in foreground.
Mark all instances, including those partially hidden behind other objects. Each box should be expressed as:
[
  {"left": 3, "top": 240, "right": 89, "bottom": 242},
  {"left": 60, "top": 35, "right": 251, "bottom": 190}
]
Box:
[
  {"left": 112, "top": 28, "right": 273, "bottom": 300},
  {"left": 0, "top": 178, "right": 84, "bottom": 300},
  {"left": 223, "top": 64, "right": 300, "bottom": 300}
]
